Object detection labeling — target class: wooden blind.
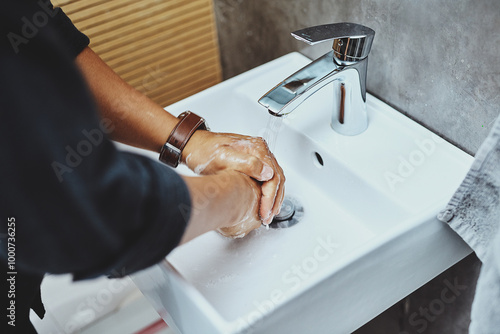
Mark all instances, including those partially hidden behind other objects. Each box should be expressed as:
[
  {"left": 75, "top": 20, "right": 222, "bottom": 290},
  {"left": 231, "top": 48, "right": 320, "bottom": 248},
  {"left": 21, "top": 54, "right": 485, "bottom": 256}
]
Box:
[{"left": 52, "top": 0, "right": 222, "bottom": 107}]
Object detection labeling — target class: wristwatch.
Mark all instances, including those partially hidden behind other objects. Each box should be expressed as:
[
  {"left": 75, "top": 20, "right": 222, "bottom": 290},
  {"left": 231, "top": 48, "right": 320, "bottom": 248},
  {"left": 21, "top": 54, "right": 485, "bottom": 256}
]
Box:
[{"left": 159, "top": 111, "right": 208, "bottom": 168}]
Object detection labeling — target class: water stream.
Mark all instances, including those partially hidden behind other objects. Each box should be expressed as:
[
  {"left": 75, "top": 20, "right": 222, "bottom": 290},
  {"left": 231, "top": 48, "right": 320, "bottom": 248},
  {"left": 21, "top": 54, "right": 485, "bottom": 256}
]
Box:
[
  {"left": 262, "top": 113, "right": 288, "bottom": 230},
  {"left": 263, "top": 113, "right": 284, "bottom": 152}
]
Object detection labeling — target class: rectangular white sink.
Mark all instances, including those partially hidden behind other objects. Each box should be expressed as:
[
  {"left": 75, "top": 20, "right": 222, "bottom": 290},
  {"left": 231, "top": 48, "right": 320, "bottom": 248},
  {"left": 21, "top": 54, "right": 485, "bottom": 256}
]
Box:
[{"left": 126, "top": 52, "right": 473, "bottom": 334}]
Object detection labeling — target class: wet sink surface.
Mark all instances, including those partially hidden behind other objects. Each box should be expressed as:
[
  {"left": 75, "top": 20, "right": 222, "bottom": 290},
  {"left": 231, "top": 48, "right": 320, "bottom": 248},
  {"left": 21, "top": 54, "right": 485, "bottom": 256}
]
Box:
[{"left": 126, "top": 52, "right": 473, "bottom": 334}]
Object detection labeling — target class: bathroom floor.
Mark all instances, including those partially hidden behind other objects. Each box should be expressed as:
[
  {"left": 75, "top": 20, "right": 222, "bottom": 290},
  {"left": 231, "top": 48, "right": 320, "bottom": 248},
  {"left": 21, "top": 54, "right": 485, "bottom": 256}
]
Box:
[
  {"left": 31, "top": 274, "right": 176, "bottom": 334},
  {"left": 80, "top": 295, "right": 174, "bottom": 334},
  {"left": 33, "top": 292, "right": 175, "bottom": 334}
]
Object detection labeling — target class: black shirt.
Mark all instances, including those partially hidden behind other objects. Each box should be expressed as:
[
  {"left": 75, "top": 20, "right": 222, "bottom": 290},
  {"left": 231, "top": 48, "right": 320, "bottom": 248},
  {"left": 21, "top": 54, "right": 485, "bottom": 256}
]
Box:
[{"left": 1, "top": 1, "right": 191, "bottom": 331}]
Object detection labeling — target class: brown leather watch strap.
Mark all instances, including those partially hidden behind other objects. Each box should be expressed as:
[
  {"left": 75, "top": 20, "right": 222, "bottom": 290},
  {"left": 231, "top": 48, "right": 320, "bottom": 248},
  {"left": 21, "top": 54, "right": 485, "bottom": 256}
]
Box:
[{"left": 159, "top": 111, "right": 208, "bottom": 167}]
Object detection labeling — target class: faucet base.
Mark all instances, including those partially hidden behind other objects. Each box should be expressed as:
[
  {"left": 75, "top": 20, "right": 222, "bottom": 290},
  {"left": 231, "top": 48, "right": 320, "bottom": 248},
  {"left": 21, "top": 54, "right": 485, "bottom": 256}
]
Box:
[{"left": 330, "top": 65, "right": 368, "bottom": 136}]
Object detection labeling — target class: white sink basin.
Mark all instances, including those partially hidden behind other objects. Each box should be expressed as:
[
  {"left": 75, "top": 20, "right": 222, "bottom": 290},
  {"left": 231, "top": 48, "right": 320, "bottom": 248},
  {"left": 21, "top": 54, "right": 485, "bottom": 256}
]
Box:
[{"left": 126, "top": 52, "right": 473, "bottom": 334}]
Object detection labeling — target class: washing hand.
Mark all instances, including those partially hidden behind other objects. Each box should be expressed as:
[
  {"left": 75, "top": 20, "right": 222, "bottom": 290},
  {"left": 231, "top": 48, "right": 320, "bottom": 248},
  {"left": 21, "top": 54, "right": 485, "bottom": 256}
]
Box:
[
  {"left": 180, "top": 170, "right": 263, "bottom": 242},
  {"left": 216, "top": 172, "right": 262, "bottom": 238},
  {"left": 73, "top": 47, "right": 279, "bottom": 241},
  {"left": 183, "top": 130, "right": 285, "bottom": 226}
]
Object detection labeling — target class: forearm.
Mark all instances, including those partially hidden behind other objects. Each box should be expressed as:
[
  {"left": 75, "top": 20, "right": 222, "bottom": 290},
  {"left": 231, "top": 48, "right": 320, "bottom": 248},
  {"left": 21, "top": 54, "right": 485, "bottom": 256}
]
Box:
[
  {"left": 75, "top": 47, "right": 285, "bottom": 225},
  {"left": 75, "top": 47, "right": 177, "bottom": 152}
]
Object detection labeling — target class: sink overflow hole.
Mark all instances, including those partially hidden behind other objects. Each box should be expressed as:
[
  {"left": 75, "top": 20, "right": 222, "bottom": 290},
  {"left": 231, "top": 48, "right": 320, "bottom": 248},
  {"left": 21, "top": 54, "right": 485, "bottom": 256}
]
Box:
[{"left": 314, "top": 152, "right": 324, "bottom": 168}]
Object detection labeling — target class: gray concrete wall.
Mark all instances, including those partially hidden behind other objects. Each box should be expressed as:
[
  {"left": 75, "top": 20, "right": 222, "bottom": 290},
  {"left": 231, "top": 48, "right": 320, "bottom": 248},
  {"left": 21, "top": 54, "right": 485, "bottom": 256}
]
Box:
[
  {"left": 213, "top": 0, "right": 499, "bottom": 155},
  {"left": 213, "top": 0, "right": 499, "bottom": 333}
]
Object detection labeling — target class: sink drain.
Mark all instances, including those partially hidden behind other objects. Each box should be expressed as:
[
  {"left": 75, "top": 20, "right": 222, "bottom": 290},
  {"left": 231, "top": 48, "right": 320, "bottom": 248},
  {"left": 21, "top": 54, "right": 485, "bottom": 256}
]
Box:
[{"left": 269, "top": 196, "right": 304, "bottom": 228}]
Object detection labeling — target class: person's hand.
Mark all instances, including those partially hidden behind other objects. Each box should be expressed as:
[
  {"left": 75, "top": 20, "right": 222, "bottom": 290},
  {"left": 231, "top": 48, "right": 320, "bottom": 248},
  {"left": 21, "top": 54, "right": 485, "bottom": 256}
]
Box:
[
  {"left": 183, "top": 130, "right": 285, "bottom": 225},
  {"left": 216, "top": 172, "right": 262, "bottom": 238},
  {"left": 180, "top": 170, "right": 262, "bottom": 243}
]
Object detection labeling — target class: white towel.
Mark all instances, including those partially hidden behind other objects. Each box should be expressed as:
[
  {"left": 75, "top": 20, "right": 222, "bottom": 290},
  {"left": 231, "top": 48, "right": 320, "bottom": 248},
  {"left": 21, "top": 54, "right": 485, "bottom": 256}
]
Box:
[{"left": 438, "top": 113, "right": 500, "bottom": 333}]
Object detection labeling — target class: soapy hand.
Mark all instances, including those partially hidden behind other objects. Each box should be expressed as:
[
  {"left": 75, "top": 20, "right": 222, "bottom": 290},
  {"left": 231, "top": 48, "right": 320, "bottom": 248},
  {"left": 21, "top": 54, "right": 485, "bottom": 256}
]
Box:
[
  {"left": 180, "top": 170, "right": 263, "bottom": 242},
  {"left": 182, "top": 130, "right": 285, "bottom": 225},
  {"left": 217, "top": 172, "right": 262, "bottom": 238}
]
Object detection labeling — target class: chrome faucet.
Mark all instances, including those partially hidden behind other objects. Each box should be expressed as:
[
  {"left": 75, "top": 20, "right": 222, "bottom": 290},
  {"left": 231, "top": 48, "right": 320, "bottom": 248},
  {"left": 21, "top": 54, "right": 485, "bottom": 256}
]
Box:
[{"left": 258, "top": 23, "right": 375, "bottom": 135}]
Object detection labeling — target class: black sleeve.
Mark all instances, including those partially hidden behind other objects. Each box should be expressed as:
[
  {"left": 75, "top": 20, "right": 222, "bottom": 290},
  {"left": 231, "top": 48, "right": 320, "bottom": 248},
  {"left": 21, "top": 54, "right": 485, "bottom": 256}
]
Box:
[
  {"left": 47, "top": 3, "right": 90, "bottom": 58},
  {"left": 0, "top": 1, "right": 191, "bottom": 279},
  {"left": 5, "top": 0, "right": 90, "bottom": 58}
]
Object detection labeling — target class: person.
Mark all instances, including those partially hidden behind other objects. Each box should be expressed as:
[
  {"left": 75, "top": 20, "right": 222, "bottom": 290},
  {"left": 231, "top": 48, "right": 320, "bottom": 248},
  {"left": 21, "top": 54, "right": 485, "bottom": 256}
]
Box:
[{"left": 0, "top": 1, "right": 285, "bottom": 332}]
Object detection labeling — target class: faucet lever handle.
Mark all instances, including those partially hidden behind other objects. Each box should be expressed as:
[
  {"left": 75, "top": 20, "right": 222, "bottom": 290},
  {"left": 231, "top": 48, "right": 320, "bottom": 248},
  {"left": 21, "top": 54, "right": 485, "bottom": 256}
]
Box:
[{"left": 292, "top": 23, "right": 375, "bottom": 63}]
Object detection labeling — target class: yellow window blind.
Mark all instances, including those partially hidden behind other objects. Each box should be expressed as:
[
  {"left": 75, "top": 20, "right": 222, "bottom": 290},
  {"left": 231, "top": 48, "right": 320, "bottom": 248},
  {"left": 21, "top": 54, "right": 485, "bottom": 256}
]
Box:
[{"left": 52, "top": 0, "right": 222, "bottom": 107}]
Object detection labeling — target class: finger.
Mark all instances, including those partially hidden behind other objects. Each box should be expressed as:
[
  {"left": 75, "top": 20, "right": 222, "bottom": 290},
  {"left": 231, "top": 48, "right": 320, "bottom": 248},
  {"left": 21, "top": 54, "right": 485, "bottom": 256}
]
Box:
[
  {"left": 270, "top": 155, "right": 286, "bottom": 216},
  {"left": 215, "top": 148, "right": 274, "bottom": 181},
  {"left": 272, "top": 179, "right": 285, "bottom": 216},
  {"left": 260, "top": 174, "right": 280, "bottom": 225},
  {"left": 260, "top": 151, "right": 286, "bottom": 224},
  {"left": 251, "top": 138, "right": 282, "bottom": 184}
]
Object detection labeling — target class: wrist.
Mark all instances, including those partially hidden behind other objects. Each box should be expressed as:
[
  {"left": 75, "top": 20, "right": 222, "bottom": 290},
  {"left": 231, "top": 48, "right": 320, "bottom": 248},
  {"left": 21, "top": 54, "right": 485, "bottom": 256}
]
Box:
[
  {"left": 181, "top": 129, "right": 210, "bottom": 165},
  {"left": 159, "top": 111, "right": 208, "bottom": 168}
]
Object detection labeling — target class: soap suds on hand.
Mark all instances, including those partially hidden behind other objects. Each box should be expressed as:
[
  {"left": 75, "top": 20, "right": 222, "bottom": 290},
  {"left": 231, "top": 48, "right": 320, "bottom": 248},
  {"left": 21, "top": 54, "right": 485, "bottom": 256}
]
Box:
[{"left": 194, "top": 155, "right": 215, "bottom": 174}]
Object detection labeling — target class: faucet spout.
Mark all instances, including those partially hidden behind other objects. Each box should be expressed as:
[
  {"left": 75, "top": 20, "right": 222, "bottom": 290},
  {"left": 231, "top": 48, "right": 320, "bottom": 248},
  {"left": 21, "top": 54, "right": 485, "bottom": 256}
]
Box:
[
  {"left": 259, "top": 51, "right": 342, "bottom": 116},
  {"left": 258, "top": 23, "right": 374, "bottom": 136}
]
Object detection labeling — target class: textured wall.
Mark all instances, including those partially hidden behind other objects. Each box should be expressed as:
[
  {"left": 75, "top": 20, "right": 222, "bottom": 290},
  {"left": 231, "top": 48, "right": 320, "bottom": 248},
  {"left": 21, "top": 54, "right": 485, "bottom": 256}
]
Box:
[
  {"left": 213, "top": 0, "right": 500, "bottom": 155},
  {"left": 213, "top": 0, "right": 499, "bottom": 333}
]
